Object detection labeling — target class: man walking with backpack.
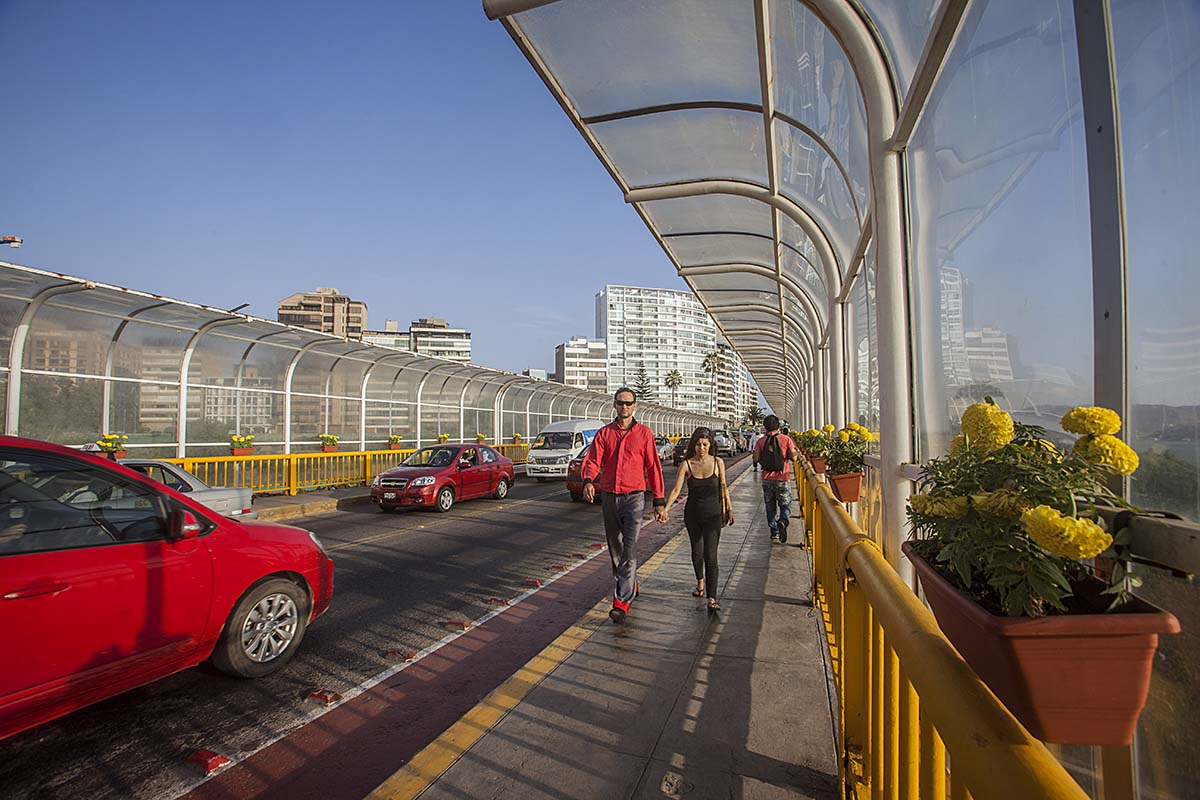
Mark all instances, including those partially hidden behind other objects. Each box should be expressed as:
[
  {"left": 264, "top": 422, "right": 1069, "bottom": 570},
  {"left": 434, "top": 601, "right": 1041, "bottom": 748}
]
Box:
[{"left": 753, "top": 415, "right": 799, "bottom": 543}]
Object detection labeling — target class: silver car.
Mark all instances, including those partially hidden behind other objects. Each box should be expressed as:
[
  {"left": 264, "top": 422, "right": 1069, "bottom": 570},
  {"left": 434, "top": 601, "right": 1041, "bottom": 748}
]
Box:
[
  {"left": 119, "top": 458, "right": 257, "bottom": 519},
  {"left": 711, "top": 430, "right": 735, "bottom": 457}
]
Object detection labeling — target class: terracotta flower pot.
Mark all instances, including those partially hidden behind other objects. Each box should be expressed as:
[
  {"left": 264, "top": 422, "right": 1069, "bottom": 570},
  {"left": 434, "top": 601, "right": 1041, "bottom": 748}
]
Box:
[
  {"left": 903, "top": 542, "right": 1180, "bottom": 745},
  {"left": 388, "top": 442, "right": 403, "bottom": 450},
  {"left": 230, "top": 447, "right": 254, "bottom": 456},
  {"left": 321, "top": 445, "right": 338, "bottom": 453},
  {"left": 828, "top": 472, "right": 863, "bottom": 503},
  {"left": 809, "top": 456, "right": 827, "bottom": 474},
  {"left": 108, "top": 449, "right": 128, "bottom": 460}
]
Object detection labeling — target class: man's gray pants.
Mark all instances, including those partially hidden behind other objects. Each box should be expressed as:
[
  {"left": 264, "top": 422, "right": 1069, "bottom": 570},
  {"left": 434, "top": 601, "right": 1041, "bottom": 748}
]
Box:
[{"left": 601, "top": 491, "right": 644, "bottom": 610}]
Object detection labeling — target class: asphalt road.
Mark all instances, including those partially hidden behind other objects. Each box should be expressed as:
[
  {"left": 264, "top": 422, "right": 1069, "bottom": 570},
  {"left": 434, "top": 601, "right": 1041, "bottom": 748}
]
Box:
[{"left": 0, "top": 459, "right": 740, "bottom": 800}]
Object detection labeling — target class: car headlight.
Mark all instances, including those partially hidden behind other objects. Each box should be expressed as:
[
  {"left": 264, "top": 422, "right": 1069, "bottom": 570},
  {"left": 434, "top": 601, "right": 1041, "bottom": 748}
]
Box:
[
  {"left": 410, "top": 476, "right": 436, "bottom": 487},
  {"left": 371, "top": 474, "right": 383, "bottom": 487},
  {"left": 308, "top": 531, "right": 328, "bottom": 555},
  {"left": 555, "top": 455, "right": 570, "bottom": 464}
]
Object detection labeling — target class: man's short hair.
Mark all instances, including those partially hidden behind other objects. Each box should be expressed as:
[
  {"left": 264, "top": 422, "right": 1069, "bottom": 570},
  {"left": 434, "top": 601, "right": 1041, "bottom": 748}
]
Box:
[
  {"left": 763, "top": 414, "right": 780, "bottom": 431},
  {"left": 614, "top": 387, "right": 636, "bottom": 402}
]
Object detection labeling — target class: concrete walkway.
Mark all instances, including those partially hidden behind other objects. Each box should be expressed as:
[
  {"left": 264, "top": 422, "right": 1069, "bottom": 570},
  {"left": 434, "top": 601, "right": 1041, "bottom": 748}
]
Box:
[{"left": 402, "top": 471, "right": 839, "bottom": 800}]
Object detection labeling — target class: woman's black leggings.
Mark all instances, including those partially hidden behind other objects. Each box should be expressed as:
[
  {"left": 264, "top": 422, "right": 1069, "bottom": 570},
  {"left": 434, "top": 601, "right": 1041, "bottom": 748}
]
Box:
[{"left": 686, "top": 514, "right": 721, "bottom": 599}]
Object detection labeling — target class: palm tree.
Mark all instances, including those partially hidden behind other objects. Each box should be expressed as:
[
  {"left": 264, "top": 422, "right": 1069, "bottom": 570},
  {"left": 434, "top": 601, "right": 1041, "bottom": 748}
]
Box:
[
  {"left": 664, "top": 370, "right": 683, "bottom": 408},
  {"left": 702, "top": 351, "right": 724, "bottom": 417}
]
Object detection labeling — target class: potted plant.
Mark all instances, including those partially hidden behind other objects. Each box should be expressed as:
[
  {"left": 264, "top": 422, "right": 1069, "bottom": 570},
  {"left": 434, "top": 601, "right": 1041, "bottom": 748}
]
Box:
[
  {"left": 796, "top": 427, "right": 833, "bottom": 473},
  {"left": 96, "top": 433, "right": 129, "bottom": 459},
  {"left": 229, "top": 434, "right": 255, "bottom": 456},
  {"left": 826, "top": 424, "right": 871, "bottom": 503},
  {"left": 512, "top": 433, "right": 523, "bottom": 444},
  {"left": 318, "top": 433, "right": 339, "bottom": 453},
  {"left": 437, "top": 433, "right": 451, "bottom": 443},
  {"left": 388, "top": 435, "right": 404, "bottom": 451},
  {"left": 904, "top": 400, "right": 1179, "bottom": 745},
  {"left": 475, "top": 433, "right": 487, "bottom": 444}
]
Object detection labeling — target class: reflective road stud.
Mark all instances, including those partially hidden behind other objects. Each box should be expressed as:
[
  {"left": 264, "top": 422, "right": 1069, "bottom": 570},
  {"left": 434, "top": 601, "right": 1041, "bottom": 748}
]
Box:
[
  {"left": 307, "top": 689, "right": 343, "bottom": 706},
  {"left": 186, "top": 750, "right": 231, "bottom": 776},
  {"left": 524, "top": 578, "right": 543, "bottom": 587}
]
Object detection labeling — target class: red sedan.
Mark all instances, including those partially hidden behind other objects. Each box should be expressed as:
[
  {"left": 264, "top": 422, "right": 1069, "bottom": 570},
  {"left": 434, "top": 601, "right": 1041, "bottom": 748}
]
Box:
[
  {"left": 566, "top": 445, "right": 598, "bottom": 504},
  {"left": 370, "top": 444, "right": 514, "bottom": 512},
  {"left": 0, "top": 436, "right": 334, "bottom": 741}
]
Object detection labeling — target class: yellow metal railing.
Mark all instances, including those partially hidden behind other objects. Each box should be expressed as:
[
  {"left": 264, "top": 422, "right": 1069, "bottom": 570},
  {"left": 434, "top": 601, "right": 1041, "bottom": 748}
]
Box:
[
  {"left": 168, "top": 444, "right": 529, "bottom": 497},
  {"left": 796, "top": 460, "right": 1090, "bottom": 800}
]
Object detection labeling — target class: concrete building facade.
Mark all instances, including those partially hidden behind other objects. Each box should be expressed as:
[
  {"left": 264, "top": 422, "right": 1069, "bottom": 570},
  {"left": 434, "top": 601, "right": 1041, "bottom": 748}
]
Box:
[
  {"left": 277, "top": 287, "right": 367, "bottom": 340},
  {"left": 408, "top": 318, "right": 471, "bottom": 364},
  {"left": 554, "top": 336, "right": 608, "bottom": 394}
]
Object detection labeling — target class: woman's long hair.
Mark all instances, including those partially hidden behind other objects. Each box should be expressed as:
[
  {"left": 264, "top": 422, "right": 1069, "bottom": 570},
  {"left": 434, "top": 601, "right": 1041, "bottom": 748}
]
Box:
[{"left": 684, "top": 426, "right": 713, "bottom": 460}]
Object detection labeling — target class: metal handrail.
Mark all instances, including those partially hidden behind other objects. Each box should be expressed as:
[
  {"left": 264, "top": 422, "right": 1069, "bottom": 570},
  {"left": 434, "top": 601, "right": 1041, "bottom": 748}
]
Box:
[
  {"left": 166, "top": 444, "right": 530, "bottom": 497},
  {"left": 796, "top": 459, "right": 1089, "bottom": 800}
]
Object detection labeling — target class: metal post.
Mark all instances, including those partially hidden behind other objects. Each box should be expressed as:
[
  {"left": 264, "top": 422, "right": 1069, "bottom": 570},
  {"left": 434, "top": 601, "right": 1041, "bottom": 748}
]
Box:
[
  {"left": 177, "top": 317, "right": 241, "bottom": 457},
  {"left": 829, "top": 302, "right": 846, "bottom": 424}
]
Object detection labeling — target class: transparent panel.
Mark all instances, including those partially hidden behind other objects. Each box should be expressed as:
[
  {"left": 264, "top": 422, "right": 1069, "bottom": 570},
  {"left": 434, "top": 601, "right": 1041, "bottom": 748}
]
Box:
[
  {"left": 770, "top": 0, "right": 870, "bottom": 211},
  {"left": 517, "top": 0, "right": 760, "bottom": 118},
  {"left": 856, "top": 0, "right": 941, "bottom": 97},
  {"left": 775, "top": 120, "right": 859, "bottom": 260},
  {"left": 667, "top": 232, "right": 776, "bottom": 268},
  {"left": 686, "top": 270, "right": 780, "bottom": 295},
  {"left": 20, "top": 374, "right": 104, "bottom": 445},
  {"left": 365, "top": 399, "right": 415, "bottom": 447},
  {"left": 590, "top": 109, "right": 767, "bottom": 188},
  {"left": 907, "top": 0, "right": 1092, "bottom": 460},
  {"left": 22, "top": 300, "right": 122, "bottom": 376},
  {"left": 779, "top": 245, "right": 828, "bottom": 310},
  {"left": 0, "top": 297, "right": 27, "bottom": 369},
  {"left": 291, "top": 351, "right": 344, "bottom": 398},
  {"left": 640, "top": 194, "right": 775, "bottom": 237},
  {"left": 1113, "top": 1, "right": 1200, "bottom": 795},
  {"left": 0, "top": 269, "right": 63, "bottom": 301}
]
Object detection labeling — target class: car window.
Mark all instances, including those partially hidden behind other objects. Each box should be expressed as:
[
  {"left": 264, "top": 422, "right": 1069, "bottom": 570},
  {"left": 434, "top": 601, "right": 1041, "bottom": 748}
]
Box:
[
  {"left": 480, "top": 448, "right": 497, "bottom": 464},
  {"left": 461, "top": 448, "right": 478, "bottom": 466},
  {"left": 129, "top": 464, "right": 191, "bottom": 493},
  {"left": 0, "top": 451, "right": 170, "bottom": 557}
]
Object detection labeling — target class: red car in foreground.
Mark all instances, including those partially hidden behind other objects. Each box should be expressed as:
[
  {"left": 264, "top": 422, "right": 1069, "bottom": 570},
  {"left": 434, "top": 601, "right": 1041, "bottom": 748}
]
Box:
[
  {"left": 0, "top": 436, "right": 334, "bottom": 741},
  {"left": 370, "top": 444, "right": 514, "bottom": 512},
  {"left": 566, "top": 445, "right": 598, "bottom": 504}
]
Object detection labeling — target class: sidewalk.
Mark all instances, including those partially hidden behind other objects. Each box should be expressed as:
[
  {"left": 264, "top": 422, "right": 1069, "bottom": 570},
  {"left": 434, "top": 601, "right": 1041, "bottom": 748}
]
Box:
[{"left": 377, "top": 471, "right": 839, "bottom": 800}]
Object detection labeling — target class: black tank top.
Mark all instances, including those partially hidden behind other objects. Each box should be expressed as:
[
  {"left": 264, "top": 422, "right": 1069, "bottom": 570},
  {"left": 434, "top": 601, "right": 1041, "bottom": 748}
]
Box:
[{"left": 685, "top": 463, "right": 721, "bottom": 519}]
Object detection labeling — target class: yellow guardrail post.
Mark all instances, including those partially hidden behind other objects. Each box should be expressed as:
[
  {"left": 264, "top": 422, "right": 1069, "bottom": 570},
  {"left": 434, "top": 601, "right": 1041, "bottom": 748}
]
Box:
[{"left": 288, "top": 455, "right": 298, "bottom": 496}]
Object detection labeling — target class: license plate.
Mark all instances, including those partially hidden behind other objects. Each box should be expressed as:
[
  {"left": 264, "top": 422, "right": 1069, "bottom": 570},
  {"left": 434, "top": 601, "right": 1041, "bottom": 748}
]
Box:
[{"left": 384, "top": 492, "right": 396, "bottom": 500}]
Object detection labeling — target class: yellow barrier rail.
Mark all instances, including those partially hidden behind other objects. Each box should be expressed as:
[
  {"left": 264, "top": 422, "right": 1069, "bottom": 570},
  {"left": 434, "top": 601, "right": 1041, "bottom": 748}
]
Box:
[
  {"left": 795, "top": 461, "right": 1090, "bottom": 800},
  {"left": 167, "top": 443, "right": 530, "bottom": 497}
]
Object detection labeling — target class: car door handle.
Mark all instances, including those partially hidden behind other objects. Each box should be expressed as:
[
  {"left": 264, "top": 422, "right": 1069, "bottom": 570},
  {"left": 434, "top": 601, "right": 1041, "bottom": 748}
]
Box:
[{"left": 3, "top": 583, "right": 71, "bottom": 600}]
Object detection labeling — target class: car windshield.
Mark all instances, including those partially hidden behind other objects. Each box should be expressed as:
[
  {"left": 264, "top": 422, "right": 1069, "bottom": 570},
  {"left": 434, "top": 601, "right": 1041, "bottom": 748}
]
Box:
[
  {"left": 532, "top": 432, "right": 574, "bottom": 450},
  {"left": 402, "top": 447, "right": 456, "bottom": 467}
]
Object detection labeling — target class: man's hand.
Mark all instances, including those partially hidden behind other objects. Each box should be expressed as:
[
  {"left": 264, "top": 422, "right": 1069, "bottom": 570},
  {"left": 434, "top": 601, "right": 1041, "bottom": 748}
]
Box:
[
  {"left": 582, "top": 483, "right": 595, "bottom": 503},
  {"left": 0, "top": 523, "right": 27, "bottom": 543},
  {"left": 655, "top": 508, "right": 669, "bottom": 523}
]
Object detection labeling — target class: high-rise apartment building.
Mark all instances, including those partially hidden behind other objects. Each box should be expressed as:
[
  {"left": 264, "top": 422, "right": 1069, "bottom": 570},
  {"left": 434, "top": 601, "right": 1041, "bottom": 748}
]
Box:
[
  {"left": 939, "top": 267, "right": 971, "bottom": 386},
  {"left": 965, "top": 326, "right": 1016, "bottom": 383},
  {"left": 596, "top": 285, "right": 752, "bottom": 420},
  {"left": 277, "top": 288, "right": 368, "bottom": 340},
  {"left": 554, "top": 336, "right": 608, "bottom": 393},
  {"left": 408, "top": 318, "right": 471, "bottom": 364},
  {"left": 714, "top": 341, "right": 756, "bottom": 425},
  {"left": 362, "top": 319, "right": 412, "bottom": 350}
]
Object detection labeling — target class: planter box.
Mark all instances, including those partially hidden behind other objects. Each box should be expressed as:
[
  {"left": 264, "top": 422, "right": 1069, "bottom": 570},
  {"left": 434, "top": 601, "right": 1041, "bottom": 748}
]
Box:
[
  {"left": 809, "top": 456, "right": 827, "bottom": 474},
  {"left": 105, "top": 449, "right": 128, "bottom": 460},
  {"left": 388, "top": 442, "right": 404, "bottom": 450},
  {"left": 828, "top": 472, "right": 863, "bottom": 503},
  {"left": 321, "top": 445, "right": 338, "bottom": 453},
  {"left": 903, "top": 542, "right": 1180, "bottom": 745},
  {"left": 230, "top": 447, "right": 254, "bottom": 456}
]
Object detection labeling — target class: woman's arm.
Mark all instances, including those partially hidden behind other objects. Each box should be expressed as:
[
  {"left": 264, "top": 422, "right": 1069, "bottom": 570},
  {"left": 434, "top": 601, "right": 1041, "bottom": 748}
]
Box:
[{"left": 663, "top": 459, "right": 690, "bottom": 511}]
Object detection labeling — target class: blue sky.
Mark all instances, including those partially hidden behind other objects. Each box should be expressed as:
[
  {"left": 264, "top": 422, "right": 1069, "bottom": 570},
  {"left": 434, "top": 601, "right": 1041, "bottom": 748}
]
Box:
[{"left": 0, "top": 1, "right": 691, "bottom": 376}]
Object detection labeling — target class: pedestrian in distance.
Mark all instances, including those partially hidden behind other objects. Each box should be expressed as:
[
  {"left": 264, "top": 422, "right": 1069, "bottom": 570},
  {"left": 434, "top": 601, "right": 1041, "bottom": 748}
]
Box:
[
  {"left": 661, "top": 427, "right": 733, "bottom": 612},
  {"left": 581, "top": 388, "right": 668, "bottom": 624},
  {"left": 753, "top": 414, "right": 799, "bottom": 543},
  {"left": 747, "top": 429, "right": 763, "bottom": 470}
]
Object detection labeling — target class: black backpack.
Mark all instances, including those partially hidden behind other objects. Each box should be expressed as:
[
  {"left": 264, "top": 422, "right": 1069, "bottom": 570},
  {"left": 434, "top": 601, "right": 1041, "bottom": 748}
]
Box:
[{"left": 759, "top": 433, "right": 786, "bottom": 472}]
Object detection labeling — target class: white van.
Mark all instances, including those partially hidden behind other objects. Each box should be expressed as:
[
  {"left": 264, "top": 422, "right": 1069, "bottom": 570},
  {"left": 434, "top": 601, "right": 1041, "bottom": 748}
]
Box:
[{"left": 525, "top": 419, "right": 606, "bottom": 480}]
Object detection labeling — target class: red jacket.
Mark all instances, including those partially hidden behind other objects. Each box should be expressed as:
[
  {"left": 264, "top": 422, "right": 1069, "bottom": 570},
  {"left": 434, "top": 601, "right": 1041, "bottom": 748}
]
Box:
[{"left": 581, "top": 419, "right": 666, "bottom": 505}]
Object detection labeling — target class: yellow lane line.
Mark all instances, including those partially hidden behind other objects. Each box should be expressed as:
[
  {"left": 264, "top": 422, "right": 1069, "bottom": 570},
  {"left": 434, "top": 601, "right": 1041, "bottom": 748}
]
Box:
[{"left": 364, "top": 532, "right": 688, "bottom": 800}]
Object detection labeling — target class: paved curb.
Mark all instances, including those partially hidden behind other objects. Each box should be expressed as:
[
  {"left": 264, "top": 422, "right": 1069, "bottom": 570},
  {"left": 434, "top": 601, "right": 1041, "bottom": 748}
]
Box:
[{"left": 255, "top": 492, "right": 373, "bottom": 523}]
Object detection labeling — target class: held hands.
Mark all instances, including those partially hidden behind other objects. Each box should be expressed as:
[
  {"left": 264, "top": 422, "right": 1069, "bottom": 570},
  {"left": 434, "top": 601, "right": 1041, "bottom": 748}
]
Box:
[
  {"left": 655, "top": 508, "right": 669, "bottom": 523},
  {"left": 582, "top": 483, "right": 595, "bottom": 503}
]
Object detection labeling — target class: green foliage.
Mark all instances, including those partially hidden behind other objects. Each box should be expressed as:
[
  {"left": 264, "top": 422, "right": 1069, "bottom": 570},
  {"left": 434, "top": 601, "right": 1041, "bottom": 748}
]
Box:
[
  {"left": 631, "top": 365, "right": 655, "bottom": 402},
  {"left": 796, "top": 429, "right": 831, "bottom": 458},
  {"left": 910, "top": 420, "right": 1132, "bottom": 618},
  {"left": 826, "top": 429, "right": 869, "bottom": 475}
]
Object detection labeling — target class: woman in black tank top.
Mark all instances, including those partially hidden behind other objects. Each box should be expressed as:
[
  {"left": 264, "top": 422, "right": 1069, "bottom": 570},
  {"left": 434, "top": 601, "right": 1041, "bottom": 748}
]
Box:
[{"left": 663, "top": 427, "right": 734, "bottom": 611}]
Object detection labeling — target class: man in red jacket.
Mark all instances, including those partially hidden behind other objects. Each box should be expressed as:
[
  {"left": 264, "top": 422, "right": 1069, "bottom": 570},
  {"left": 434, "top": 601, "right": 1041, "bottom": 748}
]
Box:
[{"left": 582, "top": 387, "right": 667, "bottom": 624}]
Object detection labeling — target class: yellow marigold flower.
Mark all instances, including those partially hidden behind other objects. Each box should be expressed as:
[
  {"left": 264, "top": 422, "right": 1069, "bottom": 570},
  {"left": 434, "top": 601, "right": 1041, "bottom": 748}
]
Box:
[
  {"left": 837, "top": 429, "right": 850, "bottom": 442},
  {"left": 822, "top": 424, "right": 835, "bottom": 434},
  {"left": 1061, "top": 406, "right": 1121, "bottom": 436},
  {"left": 910, "top": 493, "right": 970, "bottom": 519},
  {"left": 949, "top": 434, "right": 966, "bottom": 456},
  {"left": 960, "top": 402, "right": 1014, "bottom": 453},
  {"left": 857, "top": 429, "right": 873, "bottom": 442},
  {"left": 971, "top": 490, "right": 1032, "bottom": 518},
  {"left": 1074, "top": 434, "right": 1139, "bottom": 475},
  {"left": 1020, "top": 505, "right": 1113, "bottom": 560}
]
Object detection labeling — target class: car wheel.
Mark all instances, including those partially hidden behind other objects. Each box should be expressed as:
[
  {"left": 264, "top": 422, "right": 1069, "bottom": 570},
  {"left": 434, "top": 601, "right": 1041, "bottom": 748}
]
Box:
[
  {"left": 493, "top": 478, "right": 510, "bottom": 500},
  {"left": 570, "top": 491, "right": 582, "bottom": 502},
  {"left": 435, "top": 486, "right": 455, "bottom": 512},
  {"left": 212, "top": 577, "right": 309, "bottom": 679}
]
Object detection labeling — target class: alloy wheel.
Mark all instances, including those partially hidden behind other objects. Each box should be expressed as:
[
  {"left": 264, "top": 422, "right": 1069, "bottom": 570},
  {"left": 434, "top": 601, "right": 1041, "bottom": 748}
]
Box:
[{"left": 240, "top": 593, "right": 299, "bottom": 663}]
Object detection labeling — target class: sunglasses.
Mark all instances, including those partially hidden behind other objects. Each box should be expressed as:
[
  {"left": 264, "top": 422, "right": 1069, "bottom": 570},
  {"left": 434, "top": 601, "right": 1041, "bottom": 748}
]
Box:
[{"left": 614, "top": 400, "right": 636, "bottom": 407}]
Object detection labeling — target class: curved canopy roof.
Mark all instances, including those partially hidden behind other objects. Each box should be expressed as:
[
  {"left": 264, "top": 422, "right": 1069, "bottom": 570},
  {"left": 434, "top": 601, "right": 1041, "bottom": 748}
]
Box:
[{"left": 484, "top": 0, "right": 916, "bottom": 413}]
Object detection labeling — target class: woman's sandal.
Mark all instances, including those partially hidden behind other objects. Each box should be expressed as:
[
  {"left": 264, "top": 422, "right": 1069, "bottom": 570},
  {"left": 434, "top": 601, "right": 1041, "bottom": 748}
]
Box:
[
  {"left": 692, "top": 582, "right": 705, "bottom": 597},
  {"left": 707, "top": 598, "right": 721, "bottom": 612}
]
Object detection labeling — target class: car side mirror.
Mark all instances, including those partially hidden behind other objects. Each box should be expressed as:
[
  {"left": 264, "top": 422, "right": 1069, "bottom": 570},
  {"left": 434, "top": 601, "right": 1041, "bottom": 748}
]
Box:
[
  {"left": 170, "top": 509, "right": 203, "bottom": 538},
  {"left": 458, "top": 459, "right": 471, "bottom": 470}
]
